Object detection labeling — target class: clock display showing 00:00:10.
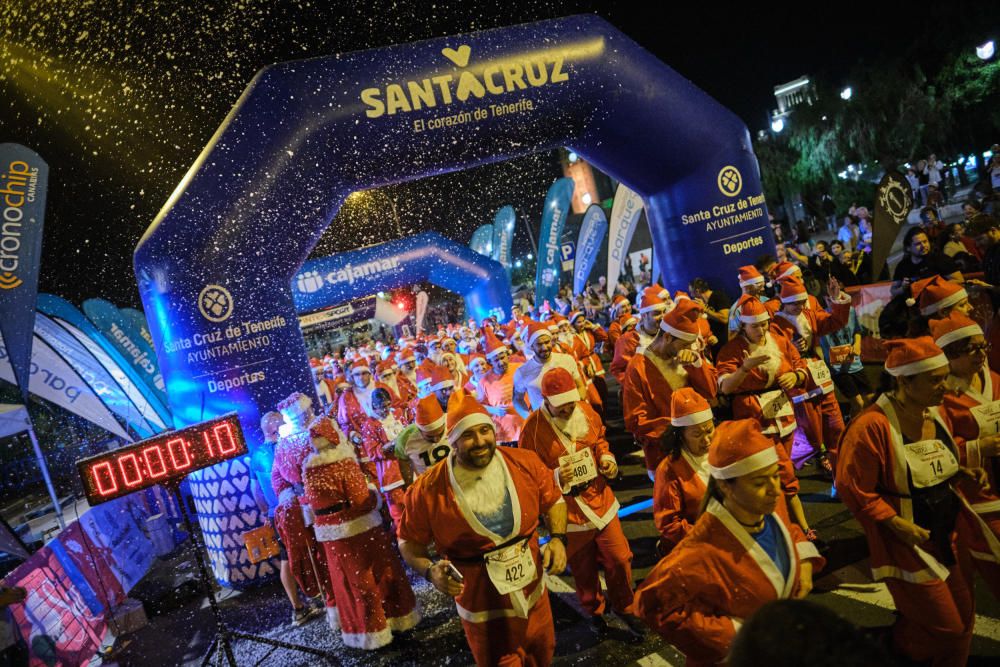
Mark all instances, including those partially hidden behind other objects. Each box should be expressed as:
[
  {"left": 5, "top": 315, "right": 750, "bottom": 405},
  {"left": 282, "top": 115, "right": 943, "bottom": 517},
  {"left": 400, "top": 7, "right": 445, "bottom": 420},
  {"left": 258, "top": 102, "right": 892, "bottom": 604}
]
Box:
[{"left": 78, "top": 415, "right": 248, "bottom": 503}]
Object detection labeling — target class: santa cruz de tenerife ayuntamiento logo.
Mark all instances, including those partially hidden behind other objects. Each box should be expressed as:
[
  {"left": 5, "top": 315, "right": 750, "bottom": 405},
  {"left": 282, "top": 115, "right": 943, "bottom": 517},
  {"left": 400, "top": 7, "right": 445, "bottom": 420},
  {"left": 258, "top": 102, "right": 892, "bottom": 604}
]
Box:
[
  {"left": 198, "top": 284, "right": 234, "bottom": 323},
  {"left": 717, "top": 166, "right": 742, "bottom": 197}
]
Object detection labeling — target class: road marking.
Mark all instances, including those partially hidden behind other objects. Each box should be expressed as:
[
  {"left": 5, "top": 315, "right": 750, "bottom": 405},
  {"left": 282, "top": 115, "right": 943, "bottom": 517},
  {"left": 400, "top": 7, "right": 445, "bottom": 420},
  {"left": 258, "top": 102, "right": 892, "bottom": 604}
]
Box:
[
  {"left": 831, "top": 584, "right": 1000, "bottom": 639},
  {"left": 634, "top": 652, "right": 677, "bottom": 666}
]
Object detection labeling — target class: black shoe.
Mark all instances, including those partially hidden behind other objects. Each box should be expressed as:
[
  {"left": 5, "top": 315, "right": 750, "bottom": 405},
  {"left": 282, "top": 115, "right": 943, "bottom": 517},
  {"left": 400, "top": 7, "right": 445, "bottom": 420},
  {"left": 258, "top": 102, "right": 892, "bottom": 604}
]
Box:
[
  {"left": 619, "top": 613, "right": 646, "bottom": 640},
  {"left": 588, "top": 614, "right": 610, "bottom": 637}
]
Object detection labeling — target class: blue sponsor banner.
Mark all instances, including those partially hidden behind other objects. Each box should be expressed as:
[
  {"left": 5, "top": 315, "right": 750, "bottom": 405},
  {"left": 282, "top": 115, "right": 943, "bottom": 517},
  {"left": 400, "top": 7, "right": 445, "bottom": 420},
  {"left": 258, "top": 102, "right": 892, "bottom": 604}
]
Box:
[
  {"left": 0, "top": 144, "right": 48, "bottom": 402},
  {"left": 37, "top": 294, "right": 171, "bottom": 430},
  {"left": 491, "top": 206, "right": 516, "bottom": 274},
  {"left": 573, "top": 205, "right": 608, "bottom": 293},
  {"left": 121, "top": 307, "right": 157, "bottom": 349},
  {"left": 534, "top": 178, "right": 575, "bottom": 307},
  {"left": 469, "top": 224, "right": 494, "bottom": 256},
  {"left": 82, "top": 298, "right": 168, "bottom": 404}
]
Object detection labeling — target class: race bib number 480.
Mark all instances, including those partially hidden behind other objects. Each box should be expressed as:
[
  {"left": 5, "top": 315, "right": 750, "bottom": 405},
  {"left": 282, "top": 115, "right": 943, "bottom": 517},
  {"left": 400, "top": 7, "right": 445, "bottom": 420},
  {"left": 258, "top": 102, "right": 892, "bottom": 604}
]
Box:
[
  {"left": 485, "top": 539, "right": 537, "bottom": 595},
  {"left": 559, "top": 448, "right": 597, "bottom": 489}
]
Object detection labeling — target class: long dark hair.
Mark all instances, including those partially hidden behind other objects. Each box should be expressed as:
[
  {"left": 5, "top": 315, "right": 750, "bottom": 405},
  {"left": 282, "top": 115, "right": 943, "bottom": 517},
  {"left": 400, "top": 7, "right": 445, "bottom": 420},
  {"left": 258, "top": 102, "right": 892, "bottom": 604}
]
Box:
[
  {"left": 663, "top": 428, "right": 685, "bottom": 461},
  {"left": 697, "top": 476, "right": 727, "bottom": 518}
]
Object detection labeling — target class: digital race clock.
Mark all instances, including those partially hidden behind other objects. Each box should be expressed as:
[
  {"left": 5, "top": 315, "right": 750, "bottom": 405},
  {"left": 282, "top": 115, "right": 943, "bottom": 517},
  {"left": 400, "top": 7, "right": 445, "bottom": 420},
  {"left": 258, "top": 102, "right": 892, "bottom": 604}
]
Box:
[{"left": 76, "top": 413, "right": 248, "bottom": 505}]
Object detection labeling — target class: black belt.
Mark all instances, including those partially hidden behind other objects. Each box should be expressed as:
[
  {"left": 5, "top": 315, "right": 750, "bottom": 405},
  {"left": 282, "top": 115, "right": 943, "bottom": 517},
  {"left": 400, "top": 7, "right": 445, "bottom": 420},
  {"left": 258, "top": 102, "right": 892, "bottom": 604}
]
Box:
[
  {"left": 447, "top": 532, "right": 534, "bottom": 564},
  {"left": 314, "top": 501, "right": 349, "bottom": 516},
  {"left": 566, "top": 479, "right": 595, "bottom": 497}
]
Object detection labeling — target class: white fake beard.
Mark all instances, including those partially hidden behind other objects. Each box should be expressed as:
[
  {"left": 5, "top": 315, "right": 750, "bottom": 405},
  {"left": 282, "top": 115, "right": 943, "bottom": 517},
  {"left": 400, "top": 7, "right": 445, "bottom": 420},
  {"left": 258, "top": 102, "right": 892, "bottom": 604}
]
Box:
[
  {"left": 460, "top": 456, "right": 507, "bottom": 518},
  {"left": 553, "top": 406, "right": 589, "bottom": 441}
]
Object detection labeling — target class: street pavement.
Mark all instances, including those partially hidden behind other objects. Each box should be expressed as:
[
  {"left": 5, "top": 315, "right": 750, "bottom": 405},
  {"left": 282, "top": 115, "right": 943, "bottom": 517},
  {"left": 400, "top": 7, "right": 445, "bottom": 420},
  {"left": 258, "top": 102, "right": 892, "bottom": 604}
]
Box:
[{"left": 106, "top": 377, "right": 1000, "bottom": 666}]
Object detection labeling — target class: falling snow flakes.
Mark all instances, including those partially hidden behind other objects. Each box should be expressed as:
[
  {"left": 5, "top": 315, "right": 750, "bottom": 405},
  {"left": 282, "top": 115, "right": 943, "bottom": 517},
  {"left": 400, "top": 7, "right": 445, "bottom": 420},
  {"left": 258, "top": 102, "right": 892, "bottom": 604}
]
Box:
[{"left": 75, "top": 30, "right": 89, "bottom": 43}]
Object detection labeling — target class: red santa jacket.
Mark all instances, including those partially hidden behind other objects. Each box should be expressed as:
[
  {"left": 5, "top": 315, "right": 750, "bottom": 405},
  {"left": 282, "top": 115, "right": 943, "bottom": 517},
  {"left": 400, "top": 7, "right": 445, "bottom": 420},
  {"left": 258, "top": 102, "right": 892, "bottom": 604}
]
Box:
[
  {"left": 271, "top": 428, "right": 316, "bottom": 507},
  {"left": 835, "top": 396, "right": 978, "bottom": 583},
  {"left": 397, "top": 447, "right": 563, "bottom": 623},
  {"left": 715, "top": 328, "right": 806, "bottom": 438},
  {"left": 609, "top": 328, "right": 656, "bottom": 383},
  {"left": 478, "top": 364, "right": 526, "bottom": 443},
  {"left": 359, "top": 411, "right": 407, "bottom": 494},
  {"left": 635, "top": 496, "right": 824, "bottom": 666},
  {"left": 653, "top": 450, "right": 708, "bottom": 553},
  {"left": 519, "top": 401, "right": 618, "bottom": 530},
  {"left": 607, "top": 312, "right": 630, "bottom": 350},
  {"left": 302, "top": 439, "right": 383, "bottom": 542},
  {"left": 622, "top": 350, "right": 717, "bottom": 464},
  {"left": 770, "top": 300, "right": 850, "bottom": 361},
  {"left": 573, "top": 327, "right": 607, "bottom": 377},
  {"left": 336, "top": 382, "right": 393, "bottom": 440}
]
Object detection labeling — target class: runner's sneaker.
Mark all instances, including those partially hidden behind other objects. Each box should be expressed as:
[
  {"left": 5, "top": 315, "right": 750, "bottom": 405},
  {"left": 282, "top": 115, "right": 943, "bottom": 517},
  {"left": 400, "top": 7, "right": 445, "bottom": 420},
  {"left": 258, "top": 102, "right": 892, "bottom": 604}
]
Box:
[{"left": 291, "top": 605, "right": 321, "bottom": 626}]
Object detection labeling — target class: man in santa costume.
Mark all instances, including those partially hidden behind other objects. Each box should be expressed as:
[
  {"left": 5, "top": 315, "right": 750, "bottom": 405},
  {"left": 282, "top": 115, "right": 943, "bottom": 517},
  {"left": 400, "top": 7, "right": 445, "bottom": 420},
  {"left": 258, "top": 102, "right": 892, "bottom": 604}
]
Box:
[
  {"left": 359, "top": 388, "right": 408, "bottom": 527},
  {"left": 336, "top": 360, "right": 386, "bottom": 448},
  {"left": 652, "top": 388, "right": 714, "bottom": 556},
  {"left": 391, "top": 393, "right": 452, "bottom": 483},
  {"left": 606, "top": 295, "right": 633, "bottom": 350},
  {"left": 377, "top": 359, "right": 416, "bottom": 409},
  {"left": 634, "top": 419, "right": 824, "bottom": 666},
  {"left": 397, "top": 393, "right": 568, "bottom": 667},
  {"left": 478, "top": 330, "right": 526, "bottom": 446},
  {"left": 622, "top": 299, "right": 718, "bottom": 480},
  {"left": 513, "top": 321, "right": 587, "bottom": 418},
  {"left": 302, "top": 418, "right": 419, "bottom": 649},
  {"left": 271, "top": 393, "right": 339, "bottom": 630},
  {"left": 519, "top": 368, "right": 644, "bottom": 639},
  {"left": 396, "top": 348, "right": 419, "bottom": 388},
  {"left": 610, "top": 287, "right": 669, "bottom": 384},
  {"left": 727, "top": 265, "right": 769, "bottom": 339},
  {"left": 770, "top": 276, "right": 851, "bottom": 473},
  {"left": 764, "top": 262, "right": 822, "bottom": 315},
  {"left": 427, "top": 363, "right": 456, "bottom": 412}
]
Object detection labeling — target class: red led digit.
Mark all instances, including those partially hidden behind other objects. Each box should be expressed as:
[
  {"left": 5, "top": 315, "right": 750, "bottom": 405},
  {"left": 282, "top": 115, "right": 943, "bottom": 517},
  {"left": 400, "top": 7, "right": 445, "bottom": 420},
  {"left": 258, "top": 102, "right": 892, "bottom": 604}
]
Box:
[
  {"left": 201, "top": 429, "right": 215, "bottom": 457},
  {"left": 118, "top": 453, "right": 143, "bottom": 488},
  {"left": 214, "top": 422, "right": 238, "bottom": 455},
  {"left": 167, "top": 437, "right": 192, "bottom": 470},
  {"left": 143, "top": 445, "right": 168, "bottom": 479},
  {"left": 91, "top": 461, "right": 118, "bottom": 496}
]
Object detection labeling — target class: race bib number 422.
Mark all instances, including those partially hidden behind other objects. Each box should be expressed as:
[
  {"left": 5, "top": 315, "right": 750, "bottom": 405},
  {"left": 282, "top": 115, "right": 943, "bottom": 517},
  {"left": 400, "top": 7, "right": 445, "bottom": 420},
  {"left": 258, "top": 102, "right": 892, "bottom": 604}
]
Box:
[{"left": 485, "top": 539, "right": 537, "bottom": 595}]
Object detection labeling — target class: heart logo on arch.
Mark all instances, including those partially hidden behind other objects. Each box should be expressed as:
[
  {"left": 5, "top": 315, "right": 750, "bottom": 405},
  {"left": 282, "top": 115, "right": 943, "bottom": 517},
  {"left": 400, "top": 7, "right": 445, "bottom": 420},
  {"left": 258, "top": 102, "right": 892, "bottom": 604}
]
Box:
[{"left": 442, "top": 45, "right": 471, "bottom": 67}]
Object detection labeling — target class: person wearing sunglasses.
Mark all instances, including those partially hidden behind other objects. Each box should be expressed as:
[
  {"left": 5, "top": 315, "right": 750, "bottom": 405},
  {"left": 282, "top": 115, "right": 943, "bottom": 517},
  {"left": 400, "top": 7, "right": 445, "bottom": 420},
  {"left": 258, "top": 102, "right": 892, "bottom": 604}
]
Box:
[{"left": 932, "top": 312, "right": 1000, "bottom": 602}]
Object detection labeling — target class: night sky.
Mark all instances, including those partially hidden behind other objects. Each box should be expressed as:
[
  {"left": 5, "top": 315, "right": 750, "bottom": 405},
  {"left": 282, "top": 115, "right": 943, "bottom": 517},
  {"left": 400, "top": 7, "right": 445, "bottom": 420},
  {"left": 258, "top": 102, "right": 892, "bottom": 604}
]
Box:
[{"left": 2, "top": 1, "right": 996, "bottom": 307}]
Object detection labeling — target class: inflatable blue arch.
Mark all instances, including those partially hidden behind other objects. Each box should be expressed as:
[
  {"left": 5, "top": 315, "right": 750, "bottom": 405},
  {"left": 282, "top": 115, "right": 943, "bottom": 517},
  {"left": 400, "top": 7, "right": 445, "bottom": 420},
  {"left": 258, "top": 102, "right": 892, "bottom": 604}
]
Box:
[
  {"left": 134, "top": 14, "right": 773, "bottom": 586},
  {"left": 293, "top": 232, "right": 512, "bottom": 322}
]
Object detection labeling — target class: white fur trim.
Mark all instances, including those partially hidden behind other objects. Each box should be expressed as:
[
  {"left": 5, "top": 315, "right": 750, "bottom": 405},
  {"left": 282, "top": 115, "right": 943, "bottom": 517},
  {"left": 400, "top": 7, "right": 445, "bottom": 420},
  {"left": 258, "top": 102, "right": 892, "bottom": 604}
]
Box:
[
  {"left": 387, "top": 608, "right": 421, "bottom": 633},
  {"left": 739, "top": 312, "right": 770, "bottom": 324},
  {"left": 447, "top": 413, "right": 494, "bottom": 443},
  {"left": 351, "top": 364, "right": 371, "bottom": 374},
  {"left": 304, "top": 442, "right": 357, "bottom": 468},
  {"left": 660, "top": 320, "right": 698, "bottom": 341},
  {"left": 921, "top": 288, "right": 967, "bottom": 316},
  {"left": 739, "top": 276, "right": 765, "bottom": 287},
  {"left": 429, "top": 378, "right": 455, "bottom": 392},
  {"left": 777, "top": 266, "right": 799, "bottom": 281},
  {"left": 935, "top": 324, "right": 983, "bottom": 349},
  {"left": 418, "top": 415, "right": 447, "bottom": 431},
  {"left": 485, "top": 347, "right": 507, "bottom": 359},
  {"left": 545, "top": 389, "right": 579, "bottom": 407},
  {"left": 779, "top": 292, "right": 808, "bottom": 303},
  {"left": 885, "top": 353, "right": 949, "bottom": 377},
  {"left": 341, "top": 626, "right": 392, "bottom": 650},
  {"left": 708, "top": 446, "right": 779, "bottom": 479},
  {"left": 326, "top": 606, "right": 340, "bottom": 631},
  {"left": 671, "top": 408, "right": 714, "bottom": 427},
  {"left": 796, "top": 540, "right": 821, "bottom": 561},
  {"left": 278, "top": 488, "right": 297, "bottom": 505},
  {"left": 527, "top": 329, "right": 552, "bottom": 347},
  {"left": 639, "top": 303, "right": 667, "bottom": 314},
  {"left": 313, "top": 509, "right": 382, "bottom": 541}
]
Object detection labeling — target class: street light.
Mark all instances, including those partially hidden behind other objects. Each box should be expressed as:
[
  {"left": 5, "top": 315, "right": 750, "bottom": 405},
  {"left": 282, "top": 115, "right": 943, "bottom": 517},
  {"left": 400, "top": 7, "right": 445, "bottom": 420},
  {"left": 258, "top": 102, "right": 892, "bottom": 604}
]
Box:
[
  {"left": 770, "top": 118, "right": 785, "bottom": 133},
  {"left": 840, "top": 86, "right": 852, "bottom": 101},
  {"left": 526, "top": 253, "right": 534, "bottom": 260},
  {"left": 977, "top": 40, "right": 995, "bottom": 60},
  {"left": 515, "top": 260, "right": 523, "bottom": 268}
]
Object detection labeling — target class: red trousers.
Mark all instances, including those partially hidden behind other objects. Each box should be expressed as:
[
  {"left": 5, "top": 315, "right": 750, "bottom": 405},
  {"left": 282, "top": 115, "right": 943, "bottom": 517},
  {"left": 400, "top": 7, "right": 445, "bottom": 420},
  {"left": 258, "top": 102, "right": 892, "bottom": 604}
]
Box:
[
  {"left": 565, "top": 516, "right": 635, "bottom": 616},
  {"left": 273, "top": 500, "right": 335, "bottom": 606},
  {"left": 883, "top": 548, "right": 974, "bottom": 667},
  {"left": 462, "top": 589, "right": 554, "bottom": 667},
  {"left": 770, "top": 433, "right": 800, "bottom": 498},
  {"left": 322, "top": 524, "right": 419, "bottom": 649},
  {"left": 958, "top": 509, "right": 1000, "bottom": 600},
  {"left": 793, "top": 392, "right": 845, "bottom": 464},
  {"left": 641, "top": 441, "right": 664, "bottom": 481}
]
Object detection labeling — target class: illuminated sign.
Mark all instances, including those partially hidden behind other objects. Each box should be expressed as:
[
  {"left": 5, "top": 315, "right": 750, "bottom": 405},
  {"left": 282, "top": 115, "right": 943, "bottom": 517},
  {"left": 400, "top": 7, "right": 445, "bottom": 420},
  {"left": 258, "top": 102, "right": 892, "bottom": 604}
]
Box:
[{"left": 76, "top": 413, "right": 247, "bottom": 505}]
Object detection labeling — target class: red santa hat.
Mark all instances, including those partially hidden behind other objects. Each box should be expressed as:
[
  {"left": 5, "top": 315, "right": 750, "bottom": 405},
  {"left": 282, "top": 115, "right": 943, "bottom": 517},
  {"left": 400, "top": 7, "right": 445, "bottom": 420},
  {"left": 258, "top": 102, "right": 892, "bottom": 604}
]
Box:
[
  {"left": 308, "top": 417, "right": 343, "bottom": 445},
  {"left": 568, "top": 311, "right": 585, "bottom": 324},
  {"left": 707, "top": 419, "right": 779, "bottom": 479},
  {"left": 611, "top": 294, "right": 629, "bottom": 315},
  {"left": 670, "top": 387, "right": 714, "bottom": 427},
  {"left": 308, "top": 357, "right": 322, "bottom": 368},
  {"left": 376, "top": 360, "right": 396, "bottom": 377},
  {"left": 883, "top": 337, "right": 949, "bottom": 377},
  {"left": 649, "top": 283, "right": 670, "bottom": 300},
  {"left": 526, "top": 320, "right": 553, "bottom": 347},
  {"left": 622, "top": 315, "right": 638, "bottom": 331},
  {"left": 415, "top": 362, "right": 435, "bottom": 389},
  {"left": 907, "top": 275, "right": 968, "bottom": 316},
  {"left": 395, "top": 349, "right": 416, "bottom": 365},
  {"left": 540, "top": 368, "right": 579, "bottom": 407},
  {"left": 350, "top": 359, "right": 371, "bottom": 375},
  {"left": 738, "top": 265, "right": 765, "bottom": 288},
  {"left": 276, "top": 392, "right": 312, "bottom": 420},
  {"left": 660, "top": 300, "right": 705, "bottom": 342},
  {"left": 415, "top": 394, "right": 446, "bottom": 432},
  {"left": 736, "top": 294, "right": 770, "bottom": 324},
  {"left": 446, "top": 393, "right": 494, "bottom": 444},
  {"left": 674, "top": 290, "right": 690, "bottom": 302},
  {"left": 483, "top": 329, "right": 507, "bottom": 359},
  {"left": 929, "top": 311, "right": 984, "bottom": 349},
  {"left": 638, "top": 288, "right": 667, "bottom": 314},
  {"left": 331, "top": 374, "right": 350, "bottom": 390},
  {"left": 769, "top": 261, "right": 801, "bottom": 283},
  {"left": 467, "top": 354, "right": 488, "bottom": 373},
  {"left": 779, "top": 276, "right": 810, "bottom": 303},
  {"left": 428, "top": 364, "right": 455, "bottom": 392}
]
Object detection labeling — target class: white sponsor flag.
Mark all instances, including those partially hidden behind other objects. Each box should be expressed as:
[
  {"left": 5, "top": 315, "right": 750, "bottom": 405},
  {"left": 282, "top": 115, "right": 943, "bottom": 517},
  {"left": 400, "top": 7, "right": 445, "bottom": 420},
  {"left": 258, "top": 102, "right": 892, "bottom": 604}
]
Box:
[
  {"left": 415, "top": 290, "right": 430, "bottom": 334},
  {"left": 0, "top": 333, "right": 131, "bottom": 440},
  {"left": 605, "top": 184, "right": 646, "bottom": 297}
]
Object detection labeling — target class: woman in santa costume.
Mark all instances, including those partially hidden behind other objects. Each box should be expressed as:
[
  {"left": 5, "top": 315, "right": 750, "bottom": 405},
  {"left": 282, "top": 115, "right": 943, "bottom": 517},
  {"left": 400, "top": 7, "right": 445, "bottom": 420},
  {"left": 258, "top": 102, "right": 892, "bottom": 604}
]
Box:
[
  {"left": 836, "top": 337, "right": 987, "bottom": 666},
  {"left": 606, "top": 294, "right": 632, "bottom": 350},
  {"left": 302, "top": 417, "right": 419, "bottom": 649},
  {"left": 478, "top": 330, "right": 526, "bottom": 447},
  {"left": 358, "top": 387, "right": 409, "bottom": 528},
  {"left": 716, "top": 294, "right": 812, "bottom": 536},
  {"left": 770, "top": 276, "right": 851, "bottom": 473},
  {"left": 610, "top": 287, "right": 669, "bottom": 384},
  {"left": 376, "top": 359, "right": 417, "bottom": 411},
  {"left": 622, "top": 299, "right": 718, "bottom": 480},
  {"left": 931, "top": 312, "right": 1000, "bottom": 599},
  {"left": 519, "top": 368, "right": 644, "bottom": 638},
  {"left": 336, "top": 360, "right": 391, "bottom": 449},
  {"left": 634, "top": 419, "right": 824, "bottom": 666},
  {"left": 397, "top": 393, "right": 568, "bottom": 666},
  {"left": 653, "top": 387, "right": 715, "bottom": 555},
  {"left": 906, "top": 274, "right": 973, "bottom": 336},
  {"left": 270, "top": 393, "right": 339, "bottom": 629}
]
